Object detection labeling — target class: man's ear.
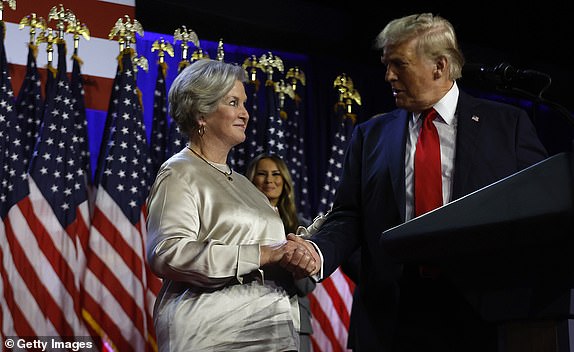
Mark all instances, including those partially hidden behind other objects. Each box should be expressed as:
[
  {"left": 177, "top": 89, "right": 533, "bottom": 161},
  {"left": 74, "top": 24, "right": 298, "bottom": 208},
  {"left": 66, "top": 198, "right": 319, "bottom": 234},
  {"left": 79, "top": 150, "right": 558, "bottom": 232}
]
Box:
[{"left": 434, "top": 56, "right": 447, "bottom": 79}]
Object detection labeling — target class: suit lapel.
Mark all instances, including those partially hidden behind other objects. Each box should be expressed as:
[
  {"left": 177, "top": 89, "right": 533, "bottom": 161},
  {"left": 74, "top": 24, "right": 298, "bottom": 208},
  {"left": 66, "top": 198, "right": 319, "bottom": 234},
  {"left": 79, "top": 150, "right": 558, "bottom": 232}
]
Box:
[
  {"left": 387, "top": 110, "right": 409, "bottom": 221},
  {"left": 452, "top": 92, "right": 482, "bottom": 199}
]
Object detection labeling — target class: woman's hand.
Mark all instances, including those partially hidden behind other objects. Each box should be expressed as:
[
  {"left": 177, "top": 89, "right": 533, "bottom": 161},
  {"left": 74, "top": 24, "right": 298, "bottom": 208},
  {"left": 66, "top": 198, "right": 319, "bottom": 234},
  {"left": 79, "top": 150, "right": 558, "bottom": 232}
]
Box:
[{"left": 260, "top": 235, "right": 320, "bottom": 279}]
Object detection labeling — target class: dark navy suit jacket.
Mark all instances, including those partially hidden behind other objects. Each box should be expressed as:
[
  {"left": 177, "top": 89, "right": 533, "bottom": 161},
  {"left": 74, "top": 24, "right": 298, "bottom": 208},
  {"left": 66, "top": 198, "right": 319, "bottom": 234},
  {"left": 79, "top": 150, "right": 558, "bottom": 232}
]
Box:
[{"left": 310, "top": 90, "right": 548, "bottom": 350}]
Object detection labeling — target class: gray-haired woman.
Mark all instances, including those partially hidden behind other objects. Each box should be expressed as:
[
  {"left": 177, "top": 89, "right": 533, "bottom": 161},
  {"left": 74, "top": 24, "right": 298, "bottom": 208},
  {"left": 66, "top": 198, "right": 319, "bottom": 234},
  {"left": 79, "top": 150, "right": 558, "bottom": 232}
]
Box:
[{"left": 146, "top": 59, "right": 317, "bottom": 351}]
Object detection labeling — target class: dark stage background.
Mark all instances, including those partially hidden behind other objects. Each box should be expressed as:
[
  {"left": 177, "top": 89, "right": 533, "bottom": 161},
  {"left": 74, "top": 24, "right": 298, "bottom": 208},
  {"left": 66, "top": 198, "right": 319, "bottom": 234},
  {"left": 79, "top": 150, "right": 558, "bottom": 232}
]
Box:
[{"left": 135, "top": 0, "right": 574, "bottom": 215}]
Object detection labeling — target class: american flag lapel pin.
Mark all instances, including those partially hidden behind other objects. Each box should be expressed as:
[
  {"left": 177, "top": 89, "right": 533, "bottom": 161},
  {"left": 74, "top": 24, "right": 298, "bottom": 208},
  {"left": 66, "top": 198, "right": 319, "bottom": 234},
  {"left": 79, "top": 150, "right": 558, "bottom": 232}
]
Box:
[{"left": 471, "top": 115, "right": 480, "bottom": 122}]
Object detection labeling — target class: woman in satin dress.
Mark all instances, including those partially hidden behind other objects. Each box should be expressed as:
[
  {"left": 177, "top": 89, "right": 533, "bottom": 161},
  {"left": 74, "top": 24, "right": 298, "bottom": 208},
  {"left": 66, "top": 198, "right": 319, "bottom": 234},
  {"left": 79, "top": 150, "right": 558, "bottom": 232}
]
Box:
[
  {"left": 146, "top": 59, "right": 316, "bottom": 352},
  {"left": 246, "top": 153, "right": 317, "bottom": 352}
]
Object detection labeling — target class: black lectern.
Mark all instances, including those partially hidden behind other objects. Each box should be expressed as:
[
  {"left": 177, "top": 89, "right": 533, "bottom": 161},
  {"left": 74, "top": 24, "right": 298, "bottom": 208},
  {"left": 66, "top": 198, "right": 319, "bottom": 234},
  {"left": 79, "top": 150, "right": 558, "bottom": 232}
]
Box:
[{"left": 382, "top": 152, "right": 574, "bottom": 352}]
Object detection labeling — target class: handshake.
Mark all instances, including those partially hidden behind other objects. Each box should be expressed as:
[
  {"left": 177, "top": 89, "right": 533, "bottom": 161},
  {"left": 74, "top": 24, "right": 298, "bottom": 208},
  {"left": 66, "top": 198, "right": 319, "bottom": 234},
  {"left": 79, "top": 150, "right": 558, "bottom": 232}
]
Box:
[{"left": 261, "top": 214, "right": 327, "bottom": 279}]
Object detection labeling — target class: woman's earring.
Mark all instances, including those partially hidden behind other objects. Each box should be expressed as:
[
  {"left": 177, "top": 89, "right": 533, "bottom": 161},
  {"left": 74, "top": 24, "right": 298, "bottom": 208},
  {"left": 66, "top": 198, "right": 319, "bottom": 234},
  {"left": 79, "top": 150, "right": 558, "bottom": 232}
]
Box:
[{"left": 198, "top": 125, "right": 205, "bottom": 137}]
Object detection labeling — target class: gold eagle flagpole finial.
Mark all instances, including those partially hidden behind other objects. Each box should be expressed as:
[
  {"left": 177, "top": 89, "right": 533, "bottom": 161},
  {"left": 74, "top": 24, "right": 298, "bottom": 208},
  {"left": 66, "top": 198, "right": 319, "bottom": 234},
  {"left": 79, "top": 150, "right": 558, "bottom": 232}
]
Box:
[
  {"left": 48, "top": 4, "right": 74, "bottom": 41},
  {"left": 109, "top": 15, "right": 144, "bottom": 52},
  {"left": 65, "top": 12, "right": 90, "bottom": 55},
  {"left": 19, "top": 13, "right": 46, "bottom": 46},
  {"left": 274, "top": 79, "right": 295, "bottom": 120},
  {"left": 242, "top": 55, "right": 260, "bottom": 84},
  {"left": 190, "top": 38, "right": 209, "bottom": 62},
  {"left": 36, "top": 26, "right": 58, "bottom": 70},
  {"left": 286, "top": 66, "right": 306, "bottom": 92},
  {"left": 258, "top": 51, "right": 284, "bottom": 86},
  {"left": 216, "top": 38, "right": 225, "bottom": 62},
  {"left": 152, "top": 37, "right": 174, "bottom": 77},
  {"left": 173, "top": 25, "right": 199, "bottom": 71},
  {"left": 151, "top": 37, "right": 174, "bottom": 64},
  {"left": 334, "top": 73, "right": 362, "bottom": 122}
]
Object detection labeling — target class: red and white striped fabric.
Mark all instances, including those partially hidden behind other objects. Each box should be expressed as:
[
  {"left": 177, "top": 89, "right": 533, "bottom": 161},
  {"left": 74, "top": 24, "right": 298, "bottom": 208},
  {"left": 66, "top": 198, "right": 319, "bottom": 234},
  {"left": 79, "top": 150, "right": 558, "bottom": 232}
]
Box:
[
  {"left": 2, "top": 1, "right": 161, "bottom": 351},
  {"left": 310, "top": 268, "right": 355, "bottom": 352},
  {"left": 80, "top": 48, "right": 160, "bottom": 351},
  {"left": 4, "top": 0, "right": 134, "bottom": 112},
  {"left": 0, "top": 34, "right": 92, "bottom": 342},
  {"left": 82, "top": 196, "right": 157, "bottom": 351}
]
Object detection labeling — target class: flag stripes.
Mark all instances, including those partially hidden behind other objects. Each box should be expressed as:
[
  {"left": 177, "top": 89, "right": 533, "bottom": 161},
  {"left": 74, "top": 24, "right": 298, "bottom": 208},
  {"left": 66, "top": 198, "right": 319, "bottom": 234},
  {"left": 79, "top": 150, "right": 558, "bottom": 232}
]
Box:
[
  {"left": 3, "top": 198, "right": 77, "bottom": 337},
  {"left": 2, "top": 2, "right": 362, "bottom": 349},
  {"left": 82, "top": 48, "right": 159, "bottom": 351},
  {"left": 310, "top": 267, "right": 355, "bottom": 352}
]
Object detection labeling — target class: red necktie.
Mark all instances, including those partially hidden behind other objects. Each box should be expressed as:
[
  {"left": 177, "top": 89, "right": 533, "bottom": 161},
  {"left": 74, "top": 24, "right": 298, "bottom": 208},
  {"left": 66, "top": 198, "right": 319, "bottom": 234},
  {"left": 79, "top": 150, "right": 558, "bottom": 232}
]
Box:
[{"left": 414, "top": 108, "right": 442, "bottom": 217}]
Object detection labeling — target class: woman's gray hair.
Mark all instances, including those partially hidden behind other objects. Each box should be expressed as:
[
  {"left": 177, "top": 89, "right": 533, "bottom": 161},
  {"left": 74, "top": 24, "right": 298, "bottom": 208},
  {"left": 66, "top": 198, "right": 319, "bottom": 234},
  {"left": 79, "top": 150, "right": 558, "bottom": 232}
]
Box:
[
  {"left": 168, "top": 59, "right": 247, "bottom": 137},
  {"left": 374, "top": 13, "right": 465, "bottom": 80}
]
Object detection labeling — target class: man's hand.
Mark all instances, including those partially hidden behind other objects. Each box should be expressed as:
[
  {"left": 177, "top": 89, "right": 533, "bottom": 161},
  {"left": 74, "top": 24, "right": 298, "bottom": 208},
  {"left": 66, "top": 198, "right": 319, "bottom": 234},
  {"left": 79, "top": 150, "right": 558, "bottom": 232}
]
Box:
[
  {"left": 282, "top": 234, "right": 321, "bottom": 278},
  {"left": 260, "top": 235, "right": 320, "bottom": 279}
]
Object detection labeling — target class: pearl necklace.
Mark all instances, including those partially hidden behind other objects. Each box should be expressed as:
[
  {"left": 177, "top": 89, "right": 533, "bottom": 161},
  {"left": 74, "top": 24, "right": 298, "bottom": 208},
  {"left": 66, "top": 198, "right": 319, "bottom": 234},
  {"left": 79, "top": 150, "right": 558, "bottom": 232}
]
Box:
[{"left": 187, "top": 145, "right": 233, "bottom": 181}]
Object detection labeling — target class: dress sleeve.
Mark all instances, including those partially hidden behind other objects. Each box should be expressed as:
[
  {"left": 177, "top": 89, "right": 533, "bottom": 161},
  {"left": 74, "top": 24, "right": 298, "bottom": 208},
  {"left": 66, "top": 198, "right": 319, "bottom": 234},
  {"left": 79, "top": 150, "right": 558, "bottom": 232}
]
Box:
[{"left": 146, "top": 167, "right": 260, "bottom": 289}]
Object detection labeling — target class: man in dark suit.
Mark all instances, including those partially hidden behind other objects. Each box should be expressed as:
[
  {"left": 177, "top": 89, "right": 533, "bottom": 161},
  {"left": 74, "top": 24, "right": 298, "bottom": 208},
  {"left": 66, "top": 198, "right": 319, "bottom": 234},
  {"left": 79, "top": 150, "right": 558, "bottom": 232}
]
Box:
[{"left": 301, "top": 12, "right": 549, "bottom": 352}]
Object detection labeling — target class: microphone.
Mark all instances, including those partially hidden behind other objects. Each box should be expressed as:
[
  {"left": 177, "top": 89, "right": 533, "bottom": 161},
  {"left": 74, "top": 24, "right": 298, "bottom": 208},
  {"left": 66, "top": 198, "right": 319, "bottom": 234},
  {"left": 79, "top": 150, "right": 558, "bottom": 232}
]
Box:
[{"left": 462, "top": 62, "right": 550, "bottom": 84}]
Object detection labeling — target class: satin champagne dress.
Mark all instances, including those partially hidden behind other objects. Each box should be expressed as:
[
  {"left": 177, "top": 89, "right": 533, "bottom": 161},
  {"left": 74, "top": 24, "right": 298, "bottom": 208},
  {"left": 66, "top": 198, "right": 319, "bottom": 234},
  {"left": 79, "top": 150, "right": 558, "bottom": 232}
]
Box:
[{"left": 146, "top": 148, "right": 300, "bottom": 352}]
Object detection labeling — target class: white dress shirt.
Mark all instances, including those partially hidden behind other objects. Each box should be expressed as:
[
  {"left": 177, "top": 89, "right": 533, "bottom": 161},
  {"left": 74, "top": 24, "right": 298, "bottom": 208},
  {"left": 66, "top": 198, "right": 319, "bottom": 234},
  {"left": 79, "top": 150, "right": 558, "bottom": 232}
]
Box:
[{"left": 404, "top": 83, "right": 459, "bottom": 220}]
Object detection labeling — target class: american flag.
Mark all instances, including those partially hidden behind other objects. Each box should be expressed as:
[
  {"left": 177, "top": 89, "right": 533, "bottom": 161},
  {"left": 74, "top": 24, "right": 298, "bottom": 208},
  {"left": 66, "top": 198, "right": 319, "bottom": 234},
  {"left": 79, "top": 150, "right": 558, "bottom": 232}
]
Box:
[
  {"left": 0, "top": 20, "right": 34, "bottom": 339},
  {"left": 93, "top": 64, "right": 121, "bottom": 187},
  {"left": 283, "top": 75, "right": 311, "bottom": 220},
  {"left": 82, "top": 48, "right": 161, "bottom": 352},
  {"left": 166, "top": 113, "right": 186, "bottom": 158},
  {"left": 230, "top": 73, "right": 262, "bottom": 172},
  {"left": 310, "top": 101, "right": 356, "bottom": 352},
  {"left": 166, "top": 62, "right": 188, "bottom": 159},
  {"left": 317, "top": 102, "right": 356, "bottom": 216},
  {"left": 14, "top": 43, "right": 43, "bottom": 162},
  {"left": 71, "top": 53, "right": 92, "bottom": 189},
  {"left": 265, "top": 80, "right": 287, "bottom": 160},
  {"left": 1, "top": 39, "right": 91, "bottom": 339},
  {"left": 149, "top": 62, "right": 168, "bottom": 178}
]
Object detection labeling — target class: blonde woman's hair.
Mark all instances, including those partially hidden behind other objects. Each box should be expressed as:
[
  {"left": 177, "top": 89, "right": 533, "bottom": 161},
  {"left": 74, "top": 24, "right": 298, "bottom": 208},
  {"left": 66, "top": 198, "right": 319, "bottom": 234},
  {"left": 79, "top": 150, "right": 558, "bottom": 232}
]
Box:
[{"left": 246, "top": 154, "right": 299, "bottom": 234}]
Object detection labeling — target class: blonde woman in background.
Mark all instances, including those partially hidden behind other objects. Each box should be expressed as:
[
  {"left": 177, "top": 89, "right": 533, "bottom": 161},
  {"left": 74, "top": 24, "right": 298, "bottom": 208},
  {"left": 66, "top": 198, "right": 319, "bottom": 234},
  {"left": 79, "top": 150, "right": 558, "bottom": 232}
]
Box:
[{"left": 246, "top": 153, "right": 316, "bottom": 352}]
